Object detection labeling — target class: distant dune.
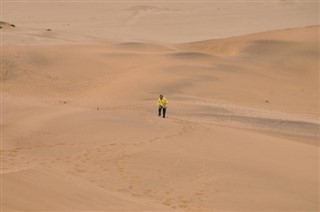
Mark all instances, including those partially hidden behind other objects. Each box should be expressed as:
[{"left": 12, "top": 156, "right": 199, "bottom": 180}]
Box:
[
  {"left": 2, "top": 1, "right": 320, "bottom": 211},
  {"left": 3, "top": 26, "right": 319, "bottom": 116},
  {"left": 2, "top": 1, "right": 319, "bottom": 44}
]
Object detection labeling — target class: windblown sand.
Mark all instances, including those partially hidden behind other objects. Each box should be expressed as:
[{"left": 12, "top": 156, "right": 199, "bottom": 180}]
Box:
[{"left": 1, "top": 2, "right": 319, "bottom": 211}]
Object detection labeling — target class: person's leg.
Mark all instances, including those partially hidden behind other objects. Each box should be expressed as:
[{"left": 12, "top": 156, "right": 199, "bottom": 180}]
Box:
[
  {"left": 158, "top": 106, "right": 162, "bottom": 116},
  {"left": 163, "top": 107, "right": 166, "bottom": 118}
]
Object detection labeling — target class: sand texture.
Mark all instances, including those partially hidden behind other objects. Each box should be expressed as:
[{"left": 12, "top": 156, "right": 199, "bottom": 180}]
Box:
[{"left": 1, "top": 1, "right": 319, "bottom": 211}]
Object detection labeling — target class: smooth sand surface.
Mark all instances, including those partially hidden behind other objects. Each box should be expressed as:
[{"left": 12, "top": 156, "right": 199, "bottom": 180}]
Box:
[
  {"left": 1, "top": 2, "right": 319, "bottom": 211},
  {"left": 2, "top": 1, "right": 319, "bottom": 44}
]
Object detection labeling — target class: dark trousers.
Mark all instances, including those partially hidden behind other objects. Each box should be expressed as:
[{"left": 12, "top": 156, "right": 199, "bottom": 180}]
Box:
[{"left": 158, "top": 106, "right": 166, "bottom": 118}]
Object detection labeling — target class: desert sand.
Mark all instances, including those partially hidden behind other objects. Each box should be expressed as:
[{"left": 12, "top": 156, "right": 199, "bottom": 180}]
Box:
[{"left": 1, "top": 1, "right": 319, "bottom": 212}]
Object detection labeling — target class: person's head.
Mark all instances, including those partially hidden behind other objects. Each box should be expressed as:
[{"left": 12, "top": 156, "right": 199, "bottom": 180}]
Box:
[{"left": 159, "top": 94, "right": 163, "bottom": 99}]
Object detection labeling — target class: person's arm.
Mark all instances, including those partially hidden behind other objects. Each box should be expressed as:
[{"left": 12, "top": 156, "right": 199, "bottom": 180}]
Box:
[{"left": 163, "top": 98, "right": 168, "bottom": 108}]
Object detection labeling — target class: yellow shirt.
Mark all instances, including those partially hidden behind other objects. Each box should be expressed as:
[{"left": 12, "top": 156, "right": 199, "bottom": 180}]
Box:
[{"left": 157, "top": 97, "right": 168, "bottom": 107}]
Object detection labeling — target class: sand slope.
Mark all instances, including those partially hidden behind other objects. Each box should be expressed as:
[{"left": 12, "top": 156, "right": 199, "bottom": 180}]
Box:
[
  {"left": 2, "top": 24, "right": 319, "bottom": 211},
  {"left": 1, "top": 1, "right": 320, "bottom": 209},
  {"left": 3, "top": 167, "right": 171, "bottom": 211}
]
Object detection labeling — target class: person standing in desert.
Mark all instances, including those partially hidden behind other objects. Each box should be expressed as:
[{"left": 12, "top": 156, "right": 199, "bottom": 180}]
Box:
[{"left": 157, "top": 94, "right": 168, "bottom": 118}]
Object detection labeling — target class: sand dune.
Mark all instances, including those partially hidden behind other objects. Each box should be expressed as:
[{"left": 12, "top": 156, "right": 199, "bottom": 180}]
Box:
[
  {"left": 2, "top": 1, "right": 320, "bottom": 211},
  {"left": 2, "top": 25, "right": 319, "bottom": 211},
  {"left": 3, "top": 26, "right": 318, "bottom": 113},
  {"left": 2, "top": 1, "right": 319, "bottom": 44}
]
